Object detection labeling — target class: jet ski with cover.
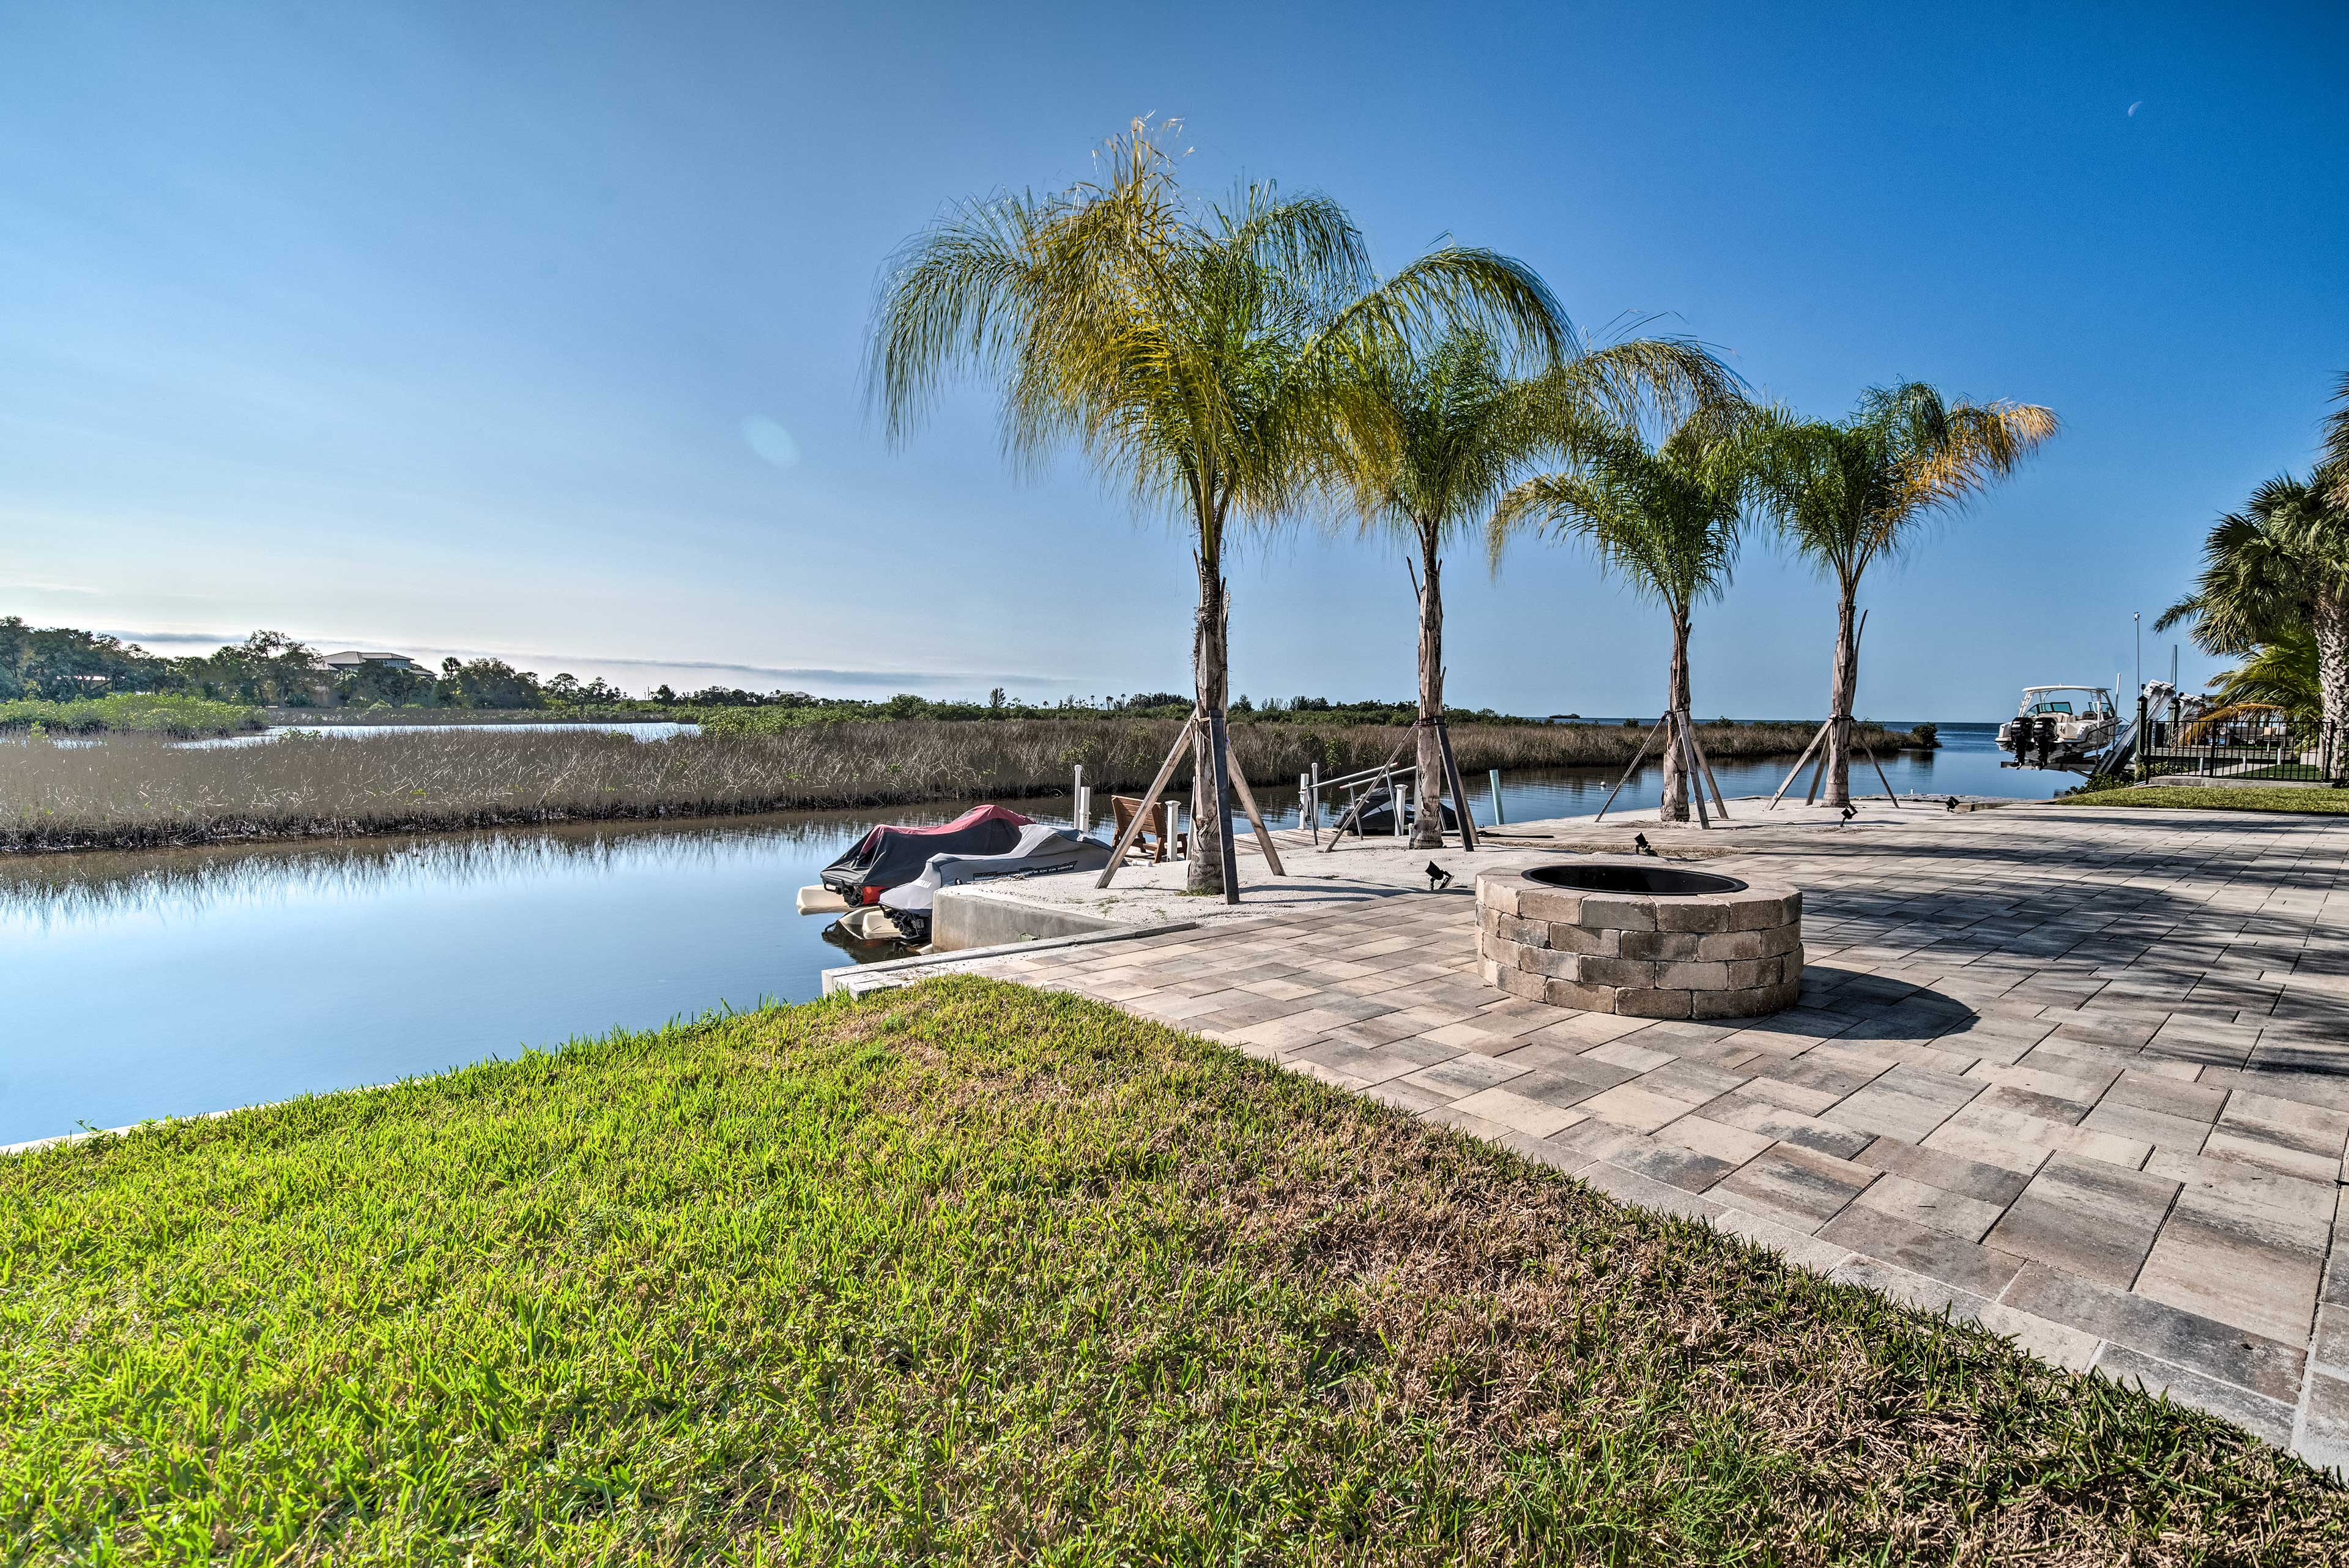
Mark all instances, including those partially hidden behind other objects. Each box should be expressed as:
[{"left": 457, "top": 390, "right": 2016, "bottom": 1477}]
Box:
[
  {"left": 879, "top": 824, "right": 1113, "bottom": 942},
  {"left": 812, "top": 804, "right": 1032, "bottom": 905}
]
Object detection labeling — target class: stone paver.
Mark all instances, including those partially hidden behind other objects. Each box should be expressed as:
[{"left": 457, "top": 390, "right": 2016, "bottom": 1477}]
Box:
[{"left": 861, "top": 801, "right": 2349, "bottom": 1473}]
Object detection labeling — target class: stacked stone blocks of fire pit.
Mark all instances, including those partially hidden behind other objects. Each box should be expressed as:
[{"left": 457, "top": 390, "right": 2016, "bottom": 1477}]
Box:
[{"left": 1475, "top": 863, "right": 1803, "bottom": 1019}]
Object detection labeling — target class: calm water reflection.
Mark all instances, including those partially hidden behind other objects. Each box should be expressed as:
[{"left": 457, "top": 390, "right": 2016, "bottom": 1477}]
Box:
[
  {"left": 1, "top": 724, "right": 2061, "bottom": 1145},
  {"left": 179, "top": 720, "right": 699, "bottom": 748}
]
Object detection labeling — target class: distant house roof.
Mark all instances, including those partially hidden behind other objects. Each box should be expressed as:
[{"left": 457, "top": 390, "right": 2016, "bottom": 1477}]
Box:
[{"left": 321, "top": 651, "right": 425, "bottom": 672}]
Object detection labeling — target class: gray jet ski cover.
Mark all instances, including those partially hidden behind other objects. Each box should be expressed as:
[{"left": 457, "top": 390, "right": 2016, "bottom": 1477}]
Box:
[
  {"left": 879, "top": 825, "right": 1114, "bottom": 921},
  {"left": 819, "top": 804, "right": 1031, "bottom": 900}
]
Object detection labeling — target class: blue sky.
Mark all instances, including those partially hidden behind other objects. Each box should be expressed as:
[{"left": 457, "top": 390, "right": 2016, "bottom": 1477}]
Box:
[{"left": 2, "top": 2, "right": 2344, "bottom": 718}]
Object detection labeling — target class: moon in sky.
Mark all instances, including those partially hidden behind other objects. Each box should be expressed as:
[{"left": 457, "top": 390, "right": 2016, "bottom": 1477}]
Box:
[
  {"left": 2127, "top": 101, "right": 2143, "bottom": 116},
  {"left": 741, "top": 415, "right": 802, "bottom": 470}
]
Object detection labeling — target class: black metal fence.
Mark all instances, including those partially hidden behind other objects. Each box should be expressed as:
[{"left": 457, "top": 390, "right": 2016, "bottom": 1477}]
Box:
[{"left": 2137, "top": 712, "right": 2341, "bottom": 784}]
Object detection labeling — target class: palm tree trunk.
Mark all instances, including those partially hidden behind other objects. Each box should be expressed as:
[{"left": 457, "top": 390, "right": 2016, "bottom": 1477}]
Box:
[
  {"left": 2316, "top": 589, "right": 2349, "bottom": 778},
  {"left": 1412, "top": 528, "right": 1445, "bottom": 850},
  {"left": 1825, "top": 585, "right": 1858, "bottom": 808},
  {"left": 1661, "top": 609, "right": 1692, "bottom": 823},
  {"left": 1188, "top": 545, "right": 1229, "bottom": 896}
]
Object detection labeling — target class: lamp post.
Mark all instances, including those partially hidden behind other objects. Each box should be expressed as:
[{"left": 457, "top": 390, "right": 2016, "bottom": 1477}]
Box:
[{"left": 2133, "top": 611, "right": 2143, "bottom": 781}]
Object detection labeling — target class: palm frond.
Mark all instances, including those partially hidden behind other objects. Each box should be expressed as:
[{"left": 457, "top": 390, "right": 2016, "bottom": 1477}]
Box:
[
  {"left": 2325, "top": 373, "right": 2349, "bottom": 489},
  {"left": 1488, "top": 414, "right": 1749, "bottom": 613},
  {"left": 1743, "top": 382, "right": 2055, "bottom": 589},
  {"left": 2165, "top": 475, "right": 2342, "bottom": 655},
  {"left": 2208, "top": 624, "right": 2322, "bottom": 719}
]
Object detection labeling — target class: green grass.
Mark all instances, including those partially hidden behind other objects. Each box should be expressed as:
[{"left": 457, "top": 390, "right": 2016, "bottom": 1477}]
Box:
[
  {"left": 2, "top": 981, "right": 2339, "bottom": 1564},
  {"left": 2058, "top": 784, "right": 2349, "bottom": 814},
  {"left": 0, "top": 692, "right": 262, "bottom": 737}
]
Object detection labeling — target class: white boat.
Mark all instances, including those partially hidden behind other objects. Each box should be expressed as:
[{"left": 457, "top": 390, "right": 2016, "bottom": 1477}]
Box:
[{"left": 1997, "top": 685, "right": 2118, "bottom": 767}]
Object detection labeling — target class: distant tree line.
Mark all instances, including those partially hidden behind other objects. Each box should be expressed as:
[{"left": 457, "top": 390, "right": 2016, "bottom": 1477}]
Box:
[
  {"left": 0, "top": 620, "right": 628, "bottom": 711},
  {"left": 1, "top": 618, "right": 1555, "bottom": 726},
  {"left": 679, "top": 688, "right": 1545, "bottom": 727}
]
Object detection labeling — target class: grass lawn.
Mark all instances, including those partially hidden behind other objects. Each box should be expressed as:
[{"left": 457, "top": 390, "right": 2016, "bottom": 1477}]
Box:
[
  {"left": 3, "top": 981, "right": 2342, "bottom": 1563},
  {"left": 2058, "top": 784, "right": 2349, "bottom": 814}
]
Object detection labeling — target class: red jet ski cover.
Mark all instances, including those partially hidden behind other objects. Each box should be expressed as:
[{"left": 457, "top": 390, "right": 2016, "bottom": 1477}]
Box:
[{"left": 820, "top": 804, "right": 1034, "bottom": 902}]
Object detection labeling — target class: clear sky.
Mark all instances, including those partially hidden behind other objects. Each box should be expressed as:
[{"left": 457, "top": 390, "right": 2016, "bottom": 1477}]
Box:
[{"left": 4, "top": 2, "right": 2345, "bottom": 717}]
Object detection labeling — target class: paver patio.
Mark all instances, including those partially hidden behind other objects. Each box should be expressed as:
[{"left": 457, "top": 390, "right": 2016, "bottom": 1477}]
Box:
[{"left": 852, "top": 801, "right": 2349, "bottom": 1473}]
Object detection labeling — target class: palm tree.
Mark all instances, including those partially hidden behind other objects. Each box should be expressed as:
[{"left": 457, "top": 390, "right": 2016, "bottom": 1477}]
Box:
[
  {"left": 1488, "top": 411, "right": 1755, "bottom": 822},
  {"left": 1333, "top": 330, "right": 1735, "bottom": 844},
  {"left": 2154, "top": 472, "right": 2349, "bottom": 740},
  {"left": 1746, "top": 384, "right": 2057, "bottom": 806},
  {"left": 869, "top": 122, "right": 1564, "bottom": 893},
  {"left": 2326, "top": 373, "right": 2349, "bottom": 505},
  {"left": 2206, "top": 625, "right": 2321, "bottom": 720}
]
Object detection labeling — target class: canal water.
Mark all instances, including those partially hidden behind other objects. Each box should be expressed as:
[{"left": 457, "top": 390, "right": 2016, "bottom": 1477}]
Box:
[
  {"left": 180, "top": 719, "right": 700, "bottom": 748},
  {"left": 1, "top": 723, "right": 2063, "bottom": 1146}
]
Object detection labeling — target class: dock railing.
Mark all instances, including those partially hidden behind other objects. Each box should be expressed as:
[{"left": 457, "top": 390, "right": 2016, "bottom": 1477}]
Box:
[{"left": 1297, "top": 759, "right": 1433, "bottom": 846}]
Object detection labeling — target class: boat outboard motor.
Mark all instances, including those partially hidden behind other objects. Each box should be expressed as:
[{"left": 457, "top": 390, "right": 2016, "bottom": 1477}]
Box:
[
  {"left": 2033, "top": 715, "right": 2057, "bottom": 767},
  {"left": 2008, "top": 715, "right": 2035, "bottom": 762}
]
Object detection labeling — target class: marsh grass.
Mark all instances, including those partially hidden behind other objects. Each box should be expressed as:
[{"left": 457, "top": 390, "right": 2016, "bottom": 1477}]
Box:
[
  {"left": 0, "top": 718, "right": 1915, "bottom": 853},
  {"left": 1, "top": 979, "right": 2336, "bottom": 1563}
]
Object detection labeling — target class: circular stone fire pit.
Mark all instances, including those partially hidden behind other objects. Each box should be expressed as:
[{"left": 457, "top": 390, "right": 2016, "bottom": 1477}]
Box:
[{"left": 1475, "top": 860, "right": 1802, "bottom": 1020}]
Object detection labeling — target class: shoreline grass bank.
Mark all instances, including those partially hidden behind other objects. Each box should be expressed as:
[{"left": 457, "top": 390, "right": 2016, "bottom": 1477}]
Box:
[
  {"left": 2054, "top": 784, "right": 2349, "bottom": 814},
  {"left": 0, "top": 717, "right": 1922, "bottom": 855},
  {"left": 0, "top": 693, "right": 262, "bottom": 738},
  {"left": 2, "top": 979, "right": 2336, "bottom": 1561}
]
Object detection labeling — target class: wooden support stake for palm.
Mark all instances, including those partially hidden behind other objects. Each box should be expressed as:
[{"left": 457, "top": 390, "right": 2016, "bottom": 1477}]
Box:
[
  {"left": 1225, "top": 762, "right": 1286, "bottom": 875},
  {"left": 1434, "top": 715, "right": 1479, "bottom": 851},
  {"left": 1858, "top": 736, "right": 1902, "bottom": 806},
  {"left": 1682, "top": 712, "right": 1732, "bottom": 818},
  {"left": 1095, "top": 712, "right": 1199, "bottom": 887},
  {"left": 1766, "top": 718, "right": 1831, "bottom": 811},
  {"left": 1595, "top": 718, "right": 1667, "bottom": 822},
  {"left": 1319, "top": 734, "right": 1416, "bottom": 851},
  {"left": 1803, "top": 720, "right": 1838, "bottom": 806},
  {"left": 1673, "top": 712, "right": 1712, "bottom": 829},
  {"left": 1205, "top": 708, "right": 1241, "bottom": 904}
]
